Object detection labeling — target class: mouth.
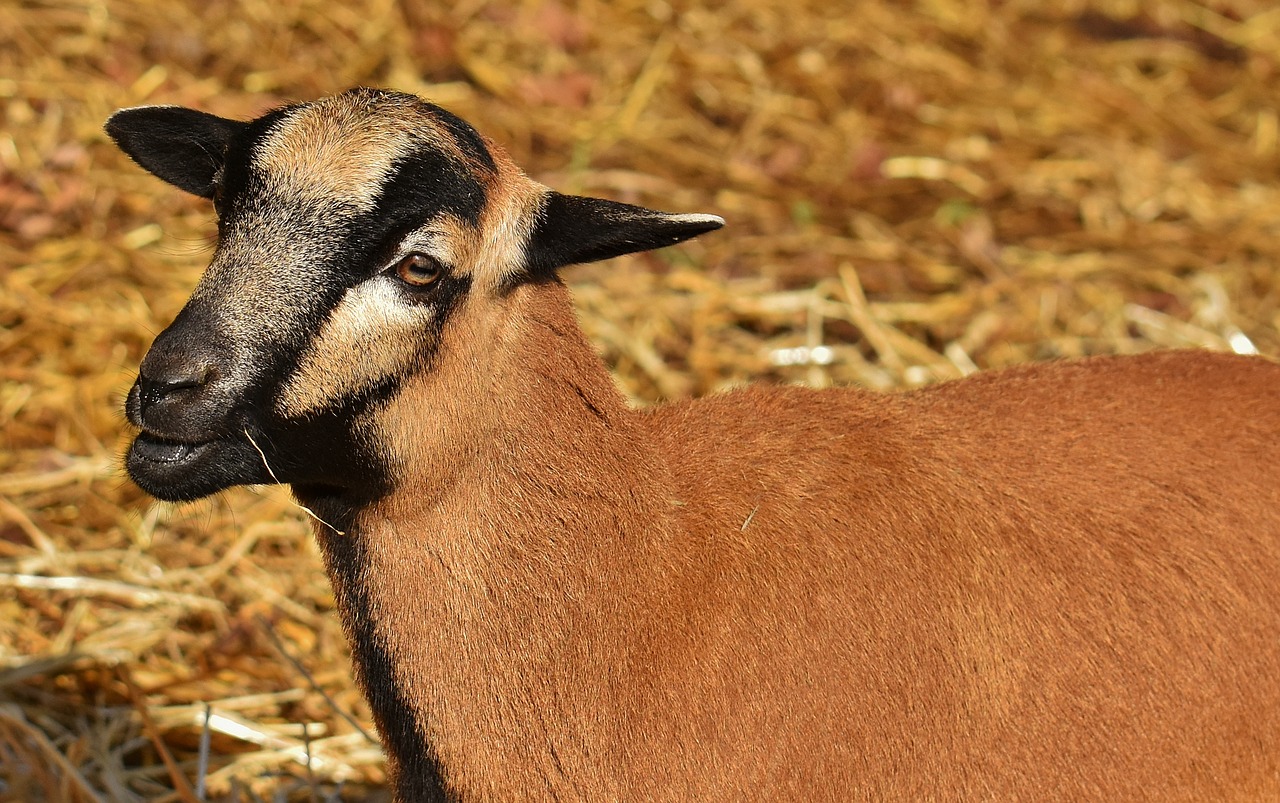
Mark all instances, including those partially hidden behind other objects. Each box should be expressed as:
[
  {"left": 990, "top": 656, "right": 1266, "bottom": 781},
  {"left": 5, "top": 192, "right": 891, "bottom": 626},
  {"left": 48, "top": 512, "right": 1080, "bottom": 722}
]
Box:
[
  {"left": 126, "top": 428, "right": 269, "bottom": 502},
  {"left": 131, "top": 432, "right": 217, "bottom": 466}
]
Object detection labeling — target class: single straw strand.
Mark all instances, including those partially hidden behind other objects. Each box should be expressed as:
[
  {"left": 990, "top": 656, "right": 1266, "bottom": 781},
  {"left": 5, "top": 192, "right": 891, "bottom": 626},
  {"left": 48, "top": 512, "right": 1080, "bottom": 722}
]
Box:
[{"left": 243, "top": 429, "right": 346, "bottom": 535}]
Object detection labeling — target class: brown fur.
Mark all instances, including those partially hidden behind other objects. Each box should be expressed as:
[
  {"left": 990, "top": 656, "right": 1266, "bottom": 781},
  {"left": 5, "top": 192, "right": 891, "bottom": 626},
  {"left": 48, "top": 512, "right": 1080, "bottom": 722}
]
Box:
[
  {"left": 468, "top": 142, "right": 546, "bottom": 291},
  {"left": 317, "top": 279, "right": 1280, "bottom": 801}
]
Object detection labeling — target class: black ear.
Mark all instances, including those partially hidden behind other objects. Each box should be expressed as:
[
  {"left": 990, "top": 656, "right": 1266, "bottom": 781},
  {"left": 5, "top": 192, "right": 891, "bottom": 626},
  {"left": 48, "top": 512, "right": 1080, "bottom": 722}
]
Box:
[
  {"left": 525, "top": 192, "right": 724, "bottom": 274},
  {"left": 105, "top": 106, "right": 247, "bottom": 199}
]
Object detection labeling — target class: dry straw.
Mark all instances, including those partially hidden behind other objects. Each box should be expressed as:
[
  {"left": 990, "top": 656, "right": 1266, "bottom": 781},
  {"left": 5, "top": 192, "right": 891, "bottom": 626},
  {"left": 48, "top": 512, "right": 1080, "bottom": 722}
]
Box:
[{"left": 2, "top": 0, "right": 1278, "bottom": 799}]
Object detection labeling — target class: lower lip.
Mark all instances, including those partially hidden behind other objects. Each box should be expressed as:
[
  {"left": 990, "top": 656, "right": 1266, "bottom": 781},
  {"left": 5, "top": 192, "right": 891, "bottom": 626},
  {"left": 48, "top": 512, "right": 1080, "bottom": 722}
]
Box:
[{"left": 132, "top": 434, "right": 212, "bottom": 464}]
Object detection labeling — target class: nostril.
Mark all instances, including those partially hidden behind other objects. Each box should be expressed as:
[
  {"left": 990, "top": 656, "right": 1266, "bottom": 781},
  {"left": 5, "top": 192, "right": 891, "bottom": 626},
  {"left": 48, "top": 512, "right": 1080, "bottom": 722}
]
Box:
[{"left": 136, "top": 364, "right": 216, "bottom": 415}]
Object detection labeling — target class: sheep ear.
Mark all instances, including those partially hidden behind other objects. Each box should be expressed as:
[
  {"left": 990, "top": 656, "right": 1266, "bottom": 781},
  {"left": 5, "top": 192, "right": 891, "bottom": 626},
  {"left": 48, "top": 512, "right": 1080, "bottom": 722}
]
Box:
[
  {"left": 105, "top": 106, "right": 247, "bottom": 199},
  {"left": 524, "top": 192, "right": 724, "bottom": 275}
]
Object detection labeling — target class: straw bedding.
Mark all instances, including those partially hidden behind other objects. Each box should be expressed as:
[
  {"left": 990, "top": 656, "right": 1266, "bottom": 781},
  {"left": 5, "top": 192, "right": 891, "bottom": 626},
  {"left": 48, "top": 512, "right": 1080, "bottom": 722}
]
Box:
[{"left": 2, "top": 0, "right": 1277, "bottom": 799}]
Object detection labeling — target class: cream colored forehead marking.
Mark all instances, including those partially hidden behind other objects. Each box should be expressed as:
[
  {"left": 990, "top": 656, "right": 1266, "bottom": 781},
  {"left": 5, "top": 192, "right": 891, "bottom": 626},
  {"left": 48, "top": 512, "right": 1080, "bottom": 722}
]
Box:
[
  {"left": 276, "top": 276, "right": 434, "bottom": 418},
  {"left": 254, "top": 98, "right": 420, "bottom": 212}
]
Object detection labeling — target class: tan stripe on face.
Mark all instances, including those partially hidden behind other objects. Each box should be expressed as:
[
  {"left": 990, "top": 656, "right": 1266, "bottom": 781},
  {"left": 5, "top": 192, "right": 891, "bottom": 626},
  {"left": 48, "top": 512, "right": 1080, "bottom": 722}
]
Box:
[
  {"left": 468, "top": 145, "right": 547, "bottom": 292},
  {"left": 255, "top": 100, "right": 417, "bottom": 212},
  {"left": 276, "top": 276, "right": 435, "bottom": 418}
]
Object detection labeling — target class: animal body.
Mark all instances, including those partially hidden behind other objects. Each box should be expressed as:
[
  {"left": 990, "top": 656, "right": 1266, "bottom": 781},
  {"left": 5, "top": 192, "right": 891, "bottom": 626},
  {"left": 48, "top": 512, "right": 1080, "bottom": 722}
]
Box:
[{"left": 107, "top": 88, "right": 1280, "bottom": 802}]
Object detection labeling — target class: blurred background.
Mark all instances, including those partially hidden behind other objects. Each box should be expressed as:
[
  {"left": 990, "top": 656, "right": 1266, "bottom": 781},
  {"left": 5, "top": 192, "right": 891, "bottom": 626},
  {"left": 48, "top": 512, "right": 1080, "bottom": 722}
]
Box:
[{"left": 2, "top": 0, "right": 1278, "bottom": 799}]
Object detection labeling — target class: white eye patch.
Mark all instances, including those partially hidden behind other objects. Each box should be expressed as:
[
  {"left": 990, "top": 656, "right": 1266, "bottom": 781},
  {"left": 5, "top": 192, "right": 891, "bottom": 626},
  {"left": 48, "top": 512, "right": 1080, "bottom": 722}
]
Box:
[{"left": 276, "top": 275, "right": 437, "bottom": 419}]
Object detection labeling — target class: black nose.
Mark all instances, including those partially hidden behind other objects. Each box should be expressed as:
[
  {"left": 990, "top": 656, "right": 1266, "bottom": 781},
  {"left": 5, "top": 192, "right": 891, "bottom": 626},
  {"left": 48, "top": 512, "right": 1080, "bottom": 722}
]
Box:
[{"left": 126, "top": 358, "right": 218, "bottom": 430}]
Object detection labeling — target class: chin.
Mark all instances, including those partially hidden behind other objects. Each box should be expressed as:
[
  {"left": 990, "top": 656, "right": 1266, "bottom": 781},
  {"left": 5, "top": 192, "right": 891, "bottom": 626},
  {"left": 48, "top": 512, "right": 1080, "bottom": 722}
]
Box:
[{"left": 126, "top": 433, "right": 271, "bottom": 502}]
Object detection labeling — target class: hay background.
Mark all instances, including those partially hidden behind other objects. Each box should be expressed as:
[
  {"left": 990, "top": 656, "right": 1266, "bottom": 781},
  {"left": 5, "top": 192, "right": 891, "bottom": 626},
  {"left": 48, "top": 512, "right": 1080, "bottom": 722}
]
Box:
[{"left": 2, "top": 0, "right": 1278, "bottom": 799}]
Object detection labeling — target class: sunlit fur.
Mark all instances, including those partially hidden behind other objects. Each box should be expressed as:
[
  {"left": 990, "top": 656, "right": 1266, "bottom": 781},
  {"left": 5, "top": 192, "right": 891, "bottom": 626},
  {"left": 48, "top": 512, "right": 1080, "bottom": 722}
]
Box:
[
  {"left": 350, "top": 285, "right": 1280, "bottom": 801},
  {"left": 110, "top": 89, "right": 1280, "bottom": 802}
]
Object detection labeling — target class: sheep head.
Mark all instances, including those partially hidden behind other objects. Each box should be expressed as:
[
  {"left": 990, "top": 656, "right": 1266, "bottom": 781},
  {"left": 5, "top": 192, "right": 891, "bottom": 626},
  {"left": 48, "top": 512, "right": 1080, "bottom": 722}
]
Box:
[{"left": 107, "top": 88, "right": 722, "bottom": 504}]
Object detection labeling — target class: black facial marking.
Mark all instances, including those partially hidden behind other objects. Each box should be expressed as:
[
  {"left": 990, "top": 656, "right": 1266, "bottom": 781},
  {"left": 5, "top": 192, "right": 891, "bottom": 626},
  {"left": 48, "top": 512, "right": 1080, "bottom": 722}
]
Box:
[
  {"left": 264, "top": 376, "right": 399, "bottom": 496},
  {"left": 423, "top": 103, "right": 497, "bottom": 174},
  {"left": 216, "top": 105, "right": 297, "bottom": 219},
  {"left": 371, "top": 145, "right": 488, "bottom": 237},
  {"left": 309, "top": 140, "right": 490, "bottom": 297}
]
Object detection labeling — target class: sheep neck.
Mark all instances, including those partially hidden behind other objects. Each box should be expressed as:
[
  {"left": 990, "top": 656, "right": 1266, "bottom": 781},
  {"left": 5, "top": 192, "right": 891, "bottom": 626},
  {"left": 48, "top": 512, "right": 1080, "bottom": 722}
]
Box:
[{"left": 308, "top": 281, "right": 675, "bottom": 801}]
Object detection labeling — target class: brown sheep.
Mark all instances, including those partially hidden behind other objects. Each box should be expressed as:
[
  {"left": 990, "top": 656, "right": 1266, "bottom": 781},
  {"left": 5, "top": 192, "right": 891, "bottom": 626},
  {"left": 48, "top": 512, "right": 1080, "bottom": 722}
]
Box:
[{"left": 107, "top": 87, "right": 1280, "bottom": 802}]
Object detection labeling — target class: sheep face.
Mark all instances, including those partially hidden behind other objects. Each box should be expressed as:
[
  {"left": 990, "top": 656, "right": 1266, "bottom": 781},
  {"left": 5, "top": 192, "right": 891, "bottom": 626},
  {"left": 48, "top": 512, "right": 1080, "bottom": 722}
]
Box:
[{"left": 107, "top": 88, "right": 721, "bottom": 504}]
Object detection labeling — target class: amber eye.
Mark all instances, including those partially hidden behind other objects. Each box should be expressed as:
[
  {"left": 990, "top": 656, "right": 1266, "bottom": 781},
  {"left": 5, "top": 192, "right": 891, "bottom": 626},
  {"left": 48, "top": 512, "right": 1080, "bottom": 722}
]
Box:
[{"left": 394, "top": 253, "right": 443, "bottom": 287}]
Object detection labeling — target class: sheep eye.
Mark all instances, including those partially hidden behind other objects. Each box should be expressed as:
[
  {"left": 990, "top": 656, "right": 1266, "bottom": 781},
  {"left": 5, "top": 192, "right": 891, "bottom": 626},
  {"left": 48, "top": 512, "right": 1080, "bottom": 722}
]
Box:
[{"left": 393, "top": 253, "right": 443, "bottom": 287}]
